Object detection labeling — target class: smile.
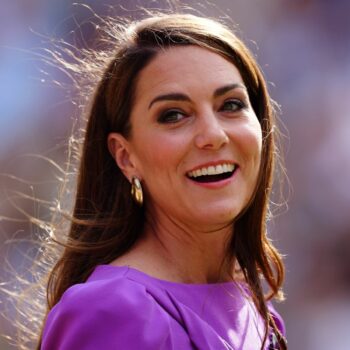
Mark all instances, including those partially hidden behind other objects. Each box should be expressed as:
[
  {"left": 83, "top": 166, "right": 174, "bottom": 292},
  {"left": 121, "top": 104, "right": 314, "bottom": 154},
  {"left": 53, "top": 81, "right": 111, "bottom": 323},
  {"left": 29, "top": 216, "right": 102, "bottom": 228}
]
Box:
[{"left": 186, "top": 163, "right": 236, "bottom": 183}]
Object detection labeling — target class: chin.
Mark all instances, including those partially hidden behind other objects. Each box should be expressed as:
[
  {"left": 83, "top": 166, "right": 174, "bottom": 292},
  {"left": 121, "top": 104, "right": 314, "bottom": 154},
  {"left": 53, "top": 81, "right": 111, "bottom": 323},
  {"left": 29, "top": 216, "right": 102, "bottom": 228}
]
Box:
[{"left": 189, "top": 206, "right": 241, "bottom": 229}]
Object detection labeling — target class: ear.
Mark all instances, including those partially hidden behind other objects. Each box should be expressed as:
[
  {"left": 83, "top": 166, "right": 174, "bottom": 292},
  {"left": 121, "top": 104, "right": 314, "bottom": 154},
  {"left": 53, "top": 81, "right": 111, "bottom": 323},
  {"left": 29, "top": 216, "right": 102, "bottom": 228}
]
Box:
[{"left": 107, "top": 132, "right": 137, "bottom": 181}]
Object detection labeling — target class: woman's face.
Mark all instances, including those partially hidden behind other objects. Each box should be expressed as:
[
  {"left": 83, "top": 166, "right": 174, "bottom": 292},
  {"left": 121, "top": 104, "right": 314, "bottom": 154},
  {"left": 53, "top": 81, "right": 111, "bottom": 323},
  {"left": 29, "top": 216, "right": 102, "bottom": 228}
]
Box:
[{"left": 114, "top": 45, "right": 262, "bottom": 230}]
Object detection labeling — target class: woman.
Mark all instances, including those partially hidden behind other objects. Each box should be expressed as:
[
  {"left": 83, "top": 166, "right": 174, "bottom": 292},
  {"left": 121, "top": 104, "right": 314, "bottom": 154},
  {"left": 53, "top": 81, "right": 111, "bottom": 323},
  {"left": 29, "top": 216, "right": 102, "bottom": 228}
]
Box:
[{"left": 39, "top": 13, "right": 287, "bottom": 350}]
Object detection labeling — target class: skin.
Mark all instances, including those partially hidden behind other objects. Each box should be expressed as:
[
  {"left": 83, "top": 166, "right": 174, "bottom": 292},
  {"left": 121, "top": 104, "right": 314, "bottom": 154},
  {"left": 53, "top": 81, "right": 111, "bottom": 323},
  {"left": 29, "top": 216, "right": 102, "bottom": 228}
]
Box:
[{"left": 108, "top": 46, "right": 262, "bottom": 283}]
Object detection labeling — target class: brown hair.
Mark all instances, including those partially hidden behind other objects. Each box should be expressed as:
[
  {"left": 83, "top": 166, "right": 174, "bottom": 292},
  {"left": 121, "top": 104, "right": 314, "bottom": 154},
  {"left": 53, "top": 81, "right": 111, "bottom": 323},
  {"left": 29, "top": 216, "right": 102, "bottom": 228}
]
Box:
[{"left": 38, "top": 13, "right": 286, "bottom": 349}]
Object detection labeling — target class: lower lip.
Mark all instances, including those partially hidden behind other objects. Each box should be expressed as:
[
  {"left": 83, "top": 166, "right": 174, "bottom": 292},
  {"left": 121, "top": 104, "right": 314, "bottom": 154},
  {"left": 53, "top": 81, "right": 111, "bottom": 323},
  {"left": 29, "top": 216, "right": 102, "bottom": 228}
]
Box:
[{"left": 186, "top": 168, "right": 238, "bottom": 189}]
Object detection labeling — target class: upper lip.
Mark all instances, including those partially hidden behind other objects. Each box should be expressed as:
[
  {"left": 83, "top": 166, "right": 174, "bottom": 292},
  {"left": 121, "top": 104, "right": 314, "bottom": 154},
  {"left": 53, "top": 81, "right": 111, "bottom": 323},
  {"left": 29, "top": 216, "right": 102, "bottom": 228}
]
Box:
[{"left": 186, "top": 160, "right": 237, "bottom": 174}]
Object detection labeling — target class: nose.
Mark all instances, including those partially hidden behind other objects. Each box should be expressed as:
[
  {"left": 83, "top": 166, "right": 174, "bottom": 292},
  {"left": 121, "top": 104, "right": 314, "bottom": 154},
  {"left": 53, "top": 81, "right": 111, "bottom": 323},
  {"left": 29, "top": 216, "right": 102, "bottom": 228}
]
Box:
[{"left": 194, "top": 111, "right": 229, "bottom": 150}]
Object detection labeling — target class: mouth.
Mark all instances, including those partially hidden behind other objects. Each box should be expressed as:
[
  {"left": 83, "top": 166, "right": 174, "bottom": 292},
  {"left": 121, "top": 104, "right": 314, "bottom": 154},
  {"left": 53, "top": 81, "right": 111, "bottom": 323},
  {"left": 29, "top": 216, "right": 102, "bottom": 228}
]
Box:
[{"left": 186, "top": 163, "right": 237, "bottom": 183}]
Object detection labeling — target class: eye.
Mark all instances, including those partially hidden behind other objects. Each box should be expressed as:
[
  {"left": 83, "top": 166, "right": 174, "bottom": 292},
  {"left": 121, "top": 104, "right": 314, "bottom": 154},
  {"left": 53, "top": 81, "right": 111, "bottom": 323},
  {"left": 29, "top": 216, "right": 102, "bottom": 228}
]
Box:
[
  {"left": 220, "top": 99, "right": 246, "bottom": 112},
  {"left": 157, "top": 109, "right": 187, "bottom": 124}
]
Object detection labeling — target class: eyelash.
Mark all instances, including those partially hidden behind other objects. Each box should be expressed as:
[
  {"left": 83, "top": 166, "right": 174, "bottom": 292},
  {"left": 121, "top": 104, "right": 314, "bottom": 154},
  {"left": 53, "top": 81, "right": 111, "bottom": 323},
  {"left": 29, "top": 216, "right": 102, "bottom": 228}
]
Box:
[
  {"left": 220, "top": 99, "right": 246, "bottom": 112},
  {"left": 157, "top": 99, "right": 246, "bottom": 124},
  {"left": 157, "top": 109, "right": 187, "bottom": 124}
]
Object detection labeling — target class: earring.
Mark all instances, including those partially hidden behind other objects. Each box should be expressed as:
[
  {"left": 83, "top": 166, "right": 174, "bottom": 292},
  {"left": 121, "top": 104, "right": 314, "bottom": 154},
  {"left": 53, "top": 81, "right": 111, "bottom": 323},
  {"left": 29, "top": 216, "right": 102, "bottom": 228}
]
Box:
[{"left": 131, "top": 177, "right": 143, "bottom": 206}]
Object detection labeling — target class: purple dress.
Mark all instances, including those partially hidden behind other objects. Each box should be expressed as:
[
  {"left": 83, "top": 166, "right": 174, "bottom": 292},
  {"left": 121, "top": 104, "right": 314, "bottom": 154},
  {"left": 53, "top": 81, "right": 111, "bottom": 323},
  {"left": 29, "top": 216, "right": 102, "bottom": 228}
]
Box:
[{"left": 41, "top": 265, "right": 285, "bottom": 349}]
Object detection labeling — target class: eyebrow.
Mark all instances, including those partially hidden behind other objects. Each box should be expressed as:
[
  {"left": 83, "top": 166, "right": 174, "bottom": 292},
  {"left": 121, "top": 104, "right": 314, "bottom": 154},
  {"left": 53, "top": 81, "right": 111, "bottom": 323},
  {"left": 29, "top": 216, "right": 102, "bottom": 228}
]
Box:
[{"left": 148, "top": 83, "right": 247, "bottom": 110}]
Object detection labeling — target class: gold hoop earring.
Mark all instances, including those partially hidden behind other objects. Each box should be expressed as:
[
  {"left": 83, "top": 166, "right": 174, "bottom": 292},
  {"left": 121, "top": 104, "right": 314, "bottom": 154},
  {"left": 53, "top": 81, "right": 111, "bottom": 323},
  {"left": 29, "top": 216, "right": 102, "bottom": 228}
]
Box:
[{"left": 131, "top": 177, "right": 143, "bottom": 206}]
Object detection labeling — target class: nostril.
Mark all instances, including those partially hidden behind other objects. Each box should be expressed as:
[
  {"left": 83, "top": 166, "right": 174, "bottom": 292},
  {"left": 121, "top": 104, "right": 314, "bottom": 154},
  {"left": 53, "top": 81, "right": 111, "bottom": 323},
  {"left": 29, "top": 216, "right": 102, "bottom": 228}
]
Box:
[{"left": 195, "top": 131, "right": 229, "bottom": 149}]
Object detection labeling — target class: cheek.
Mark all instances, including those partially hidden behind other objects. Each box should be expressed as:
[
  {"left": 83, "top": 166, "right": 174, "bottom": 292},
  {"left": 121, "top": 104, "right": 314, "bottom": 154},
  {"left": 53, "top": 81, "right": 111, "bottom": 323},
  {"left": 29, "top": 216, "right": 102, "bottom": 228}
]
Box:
[
  {"left": 252, "top": 128, "right": 263, "bottom": 160},
  {"left": 236, "top": 120, "right": 263, "bottom": 165},
  {"left": 249, "top": 128, "right": 263, "bottom": 173},
  {"left": 249, "top": 125, "right": 263, "bottom": 184},
  {"left": 134, "top": 132, "right": 187, "bottom": 175}
]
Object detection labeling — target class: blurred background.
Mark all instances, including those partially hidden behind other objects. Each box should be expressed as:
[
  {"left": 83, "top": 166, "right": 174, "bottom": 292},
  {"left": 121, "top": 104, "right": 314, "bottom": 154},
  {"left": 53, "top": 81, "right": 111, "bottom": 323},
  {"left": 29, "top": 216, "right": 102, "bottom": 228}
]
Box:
[{"left": 0, "top": 0, "right": 349, "bottom": 349}]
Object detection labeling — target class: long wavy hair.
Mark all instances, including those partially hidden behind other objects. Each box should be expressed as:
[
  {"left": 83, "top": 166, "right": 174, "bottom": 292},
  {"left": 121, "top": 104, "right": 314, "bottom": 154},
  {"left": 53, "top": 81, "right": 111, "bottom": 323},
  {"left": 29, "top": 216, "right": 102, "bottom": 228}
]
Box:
[{"left": 35, "top": 13, "right": 286, "bottom": 349}]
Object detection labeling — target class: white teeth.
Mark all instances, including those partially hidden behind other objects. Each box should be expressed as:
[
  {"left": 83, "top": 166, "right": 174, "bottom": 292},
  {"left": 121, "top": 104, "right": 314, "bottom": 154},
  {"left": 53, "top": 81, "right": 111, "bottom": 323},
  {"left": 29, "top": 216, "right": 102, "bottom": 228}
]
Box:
[
  {"left": 187, "top": 163, "right": 236, "bottom": 178},
  {"left": 207, "top": 166, "right": 215, "bottom": 175},
  {"left": 216, "top": 165, "right": 223, "bottom": 174}
]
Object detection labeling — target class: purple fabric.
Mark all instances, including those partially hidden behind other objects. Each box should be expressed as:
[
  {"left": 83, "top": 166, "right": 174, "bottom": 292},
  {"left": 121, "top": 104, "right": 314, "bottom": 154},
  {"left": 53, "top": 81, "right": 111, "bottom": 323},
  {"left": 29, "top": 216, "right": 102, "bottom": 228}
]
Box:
[{"left": 41, "top": 265, "right": 285, "bottom": 349}]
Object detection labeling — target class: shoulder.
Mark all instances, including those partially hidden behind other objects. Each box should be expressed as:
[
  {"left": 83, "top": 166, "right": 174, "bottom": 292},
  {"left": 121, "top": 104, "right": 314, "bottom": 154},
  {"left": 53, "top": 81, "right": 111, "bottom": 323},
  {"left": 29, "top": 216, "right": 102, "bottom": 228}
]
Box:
[
  {"left": 54, "top": 266, "right": 149, "bottom": 314},
  {"left": 41, "top": 266, "right": 172, "bottom": 350}
]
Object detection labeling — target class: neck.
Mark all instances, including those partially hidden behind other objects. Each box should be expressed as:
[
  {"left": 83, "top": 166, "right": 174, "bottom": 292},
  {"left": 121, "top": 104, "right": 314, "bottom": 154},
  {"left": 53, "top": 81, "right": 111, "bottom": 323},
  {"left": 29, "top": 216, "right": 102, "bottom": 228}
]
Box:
[{"left": 134, "top": 207, "right": 235, "bottom": 284}]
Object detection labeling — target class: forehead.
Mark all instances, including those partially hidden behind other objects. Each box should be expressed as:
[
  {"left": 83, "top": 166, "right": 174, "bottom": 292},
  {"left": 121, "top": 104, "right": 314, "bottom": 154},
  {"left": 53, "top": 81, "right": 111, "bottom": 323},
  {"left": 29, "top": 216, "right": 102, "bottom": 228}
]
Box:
[{"left": 133, "top": 45, "right": 245, "bottom": 102}]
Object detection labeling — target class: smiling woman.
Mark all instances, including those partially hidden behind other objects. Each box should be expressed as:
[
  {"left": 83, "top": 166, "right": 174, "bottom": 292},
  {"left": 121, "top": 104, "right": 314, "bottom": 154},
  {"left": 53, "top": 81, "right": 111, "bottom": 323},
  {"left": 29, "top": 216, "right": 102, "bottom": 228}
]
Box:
[
  {"left": 35, "top": 12, "right": 286, "bottom": 350},
  {"left": 109, "top": 45, "right": 262, "bottom": 231}
]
